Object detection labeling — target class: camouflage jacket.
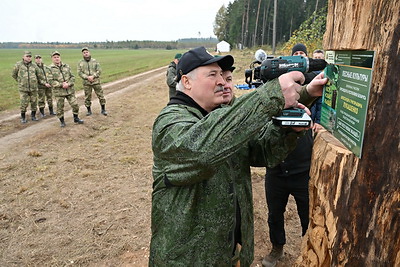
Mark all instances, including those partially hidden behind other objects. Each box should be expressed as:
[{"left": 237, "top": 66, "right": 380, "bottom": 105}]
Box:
[
  {"left": 77, "top": 57, "right": 102, "bottom": 86},
  {"left": 35, "top": 63, "right": 51, "bottom": 89},
  {"left": 149, "top": 79, "right": 311, "bottom": 266},
  {"left": 48, "top": 62, "right": 76, "bottom": 97},
  {"left": 166, "top": 61, "right": 177, "bottom": 91},
  {"left": 12, "top": 61, "right": 45, "bottom": 92}
]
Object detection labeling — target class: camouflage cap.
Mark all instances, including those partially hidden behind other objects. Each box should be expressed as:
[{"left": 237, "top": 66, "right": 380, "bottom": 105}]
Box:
[
  {"left": 81, "top": 47, "right": 89, "bottom": 52},
  {"left": 51, "top": 51, "right": 61, "bottom": 56},
  {"left": 24, "top": 51, "right": 32, "bottom": 56},
  {"left": 35, "top": 55, "right": 41, "bottom": 59}
]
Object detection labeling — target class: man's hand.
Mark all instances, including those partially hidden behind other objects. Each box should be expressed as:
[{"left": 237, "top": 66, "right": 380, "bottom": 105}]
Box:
[
  {"left": 88, "top": 75, "right": 94, "bottom": 82},
  {"left": 290, "top": 103, "right": 313, "bottom": 132},
  {"left": 306, "top": 72, "right": 328, "bottom": 97},
  {"left": 278, "top": 71, "right": 305, "bottom": 109},
  {"left": 62, "top": 82, "right": 69, "bottom": 89}
]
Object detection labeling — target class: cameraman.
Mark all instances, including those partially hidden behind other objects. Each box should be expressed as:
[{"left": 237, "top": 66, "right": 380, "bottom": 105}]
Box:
[{"left": 262, "top": 43, "right": 319, "bottom": 267}]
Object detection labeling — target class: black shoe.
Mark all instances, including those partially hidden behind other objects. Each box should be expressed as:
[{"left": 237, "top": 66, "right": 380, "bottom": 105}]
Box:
[
  {"left": 86, "top": 106, "right": 92, "bottom": 116},
  {"left": 59, "top": 117, "right": 66, "bottom": 127},
  {"left": 39, "top": 107, "right": 46, "bottom": 118},
  {"left": 49, "top": 107, "right": 56, "bottom": 115},
  {"left": 101, "top": 105, "right": 108, "bottom": 116},
  {"left": 262, "top": 245, "right": 283, "bottom": 267},
  {"left": 73, "top": 114, "right": 84, "bottom": 124},
  {"left": 20, "top": 112, "right": 27, "bottom": 124},
  {"left": 31, "top": 111, "right": 39, "bottom": 121}
]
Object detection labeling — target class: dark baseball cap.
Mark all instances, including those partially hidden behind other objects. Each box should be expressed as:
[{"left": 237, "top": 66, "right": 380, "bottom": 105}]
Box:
[{"left": 176, "top": 47, "right": 234, "bottom": 82}]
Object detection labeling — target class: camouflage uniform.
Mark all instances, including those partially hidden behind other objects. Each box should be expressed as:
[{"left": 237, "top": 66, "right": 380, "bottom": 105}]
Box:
[
  {"left": 48, "top": 62, "right": 80, "bottom": 119},
  {"left": 150, "top": 79, "right": 315, "bottom": 266},
  {"left": 166, "top": 61, "right": 177, "bottom": 99},
  {"left": 35, "top": 62, "right": 54, "bottom": 112},
  {"left": 77, "top": 57, "right": 106, "bottom": 109},
  {"left": 12, "top": 60, "right": 44, "bottom": 113}
]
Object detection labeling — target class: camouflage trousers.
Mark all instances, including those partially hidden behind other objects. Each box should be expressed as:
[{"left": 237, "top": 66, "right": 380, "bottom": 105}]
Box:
[
  {"left": 38, "top": 87, "right": 54, "bottom": 108},
  {"left": 19, "top": 90, "right": 38, "bottom": 113},
  {"left": 83, "top": 84, "right": 106, "bottom": 107},
  {"left": 55, "top": 94, "right": 80, "bottom": 119}
]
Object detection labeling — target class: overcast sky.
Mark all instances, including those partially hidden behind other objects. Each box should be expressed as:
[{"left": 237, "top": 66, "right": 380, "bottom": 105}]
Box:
[{"left": 0, "top": 0, "right": 232, "bottom": 43}]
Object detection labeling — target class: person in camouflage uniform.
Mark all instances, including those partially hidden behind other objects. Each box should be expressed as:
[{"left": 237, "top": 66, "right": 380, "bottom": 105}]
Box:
[
  {"left": 149, "top": 47, "right": 327, "bottom": 266},
  {"left": 34, "top": 55, "right": 55, "bottom": 117},
  {"left": 12, "top": 51, "right": 45, "bottom": 123},
  {"left": 166, "top": 53, "right": 181, "bottom": 99},
  {"left": 77, "top": 47, "right": 107, "bottom": 116},
  {"left": 48, "top": 51, "right": 84, "bottom": 127}
]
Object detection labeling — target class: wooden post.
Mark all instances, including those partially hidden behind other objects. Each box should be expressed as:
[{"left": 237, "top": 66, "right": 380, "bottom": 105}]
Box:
[{"left": 296, "top": 0, "right": 400, "bottom": 266}]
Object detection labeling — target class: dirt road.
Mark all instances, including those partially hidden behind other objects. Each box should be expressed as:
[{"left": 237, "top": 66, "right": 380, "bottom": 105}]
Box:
[{"left": 0, "top": 67, "right": 302, "bottom": 266}]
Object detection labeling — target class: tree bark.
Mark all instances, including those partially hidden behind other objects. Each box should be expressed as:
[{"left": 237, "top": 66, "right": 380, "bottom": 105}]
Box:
[{"left": 296, "top": 0, "right": 400, "bottom": 266}]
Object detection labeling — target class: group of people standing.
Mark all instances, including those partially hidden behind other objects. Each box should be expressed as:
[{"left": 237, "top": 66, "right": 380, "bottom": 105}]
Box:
[
  {"left": 11, "top": 47, "right": 107, "bottom": 127},
  {"left": 158, "top": 44, "right": 325, "bottom": 266}
]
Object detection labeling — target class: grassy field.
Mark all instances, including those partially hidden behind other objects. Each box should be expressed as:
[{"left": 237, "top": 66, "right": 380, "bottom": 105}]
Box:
[{"left": 0, "top": 49, "right": 185, "bottom": 111}]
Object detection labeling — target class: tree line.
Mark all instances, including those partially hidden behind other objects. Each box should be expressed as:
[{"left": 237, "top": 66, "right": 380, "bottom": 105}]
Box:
[
  {"left": 0, "top": 38, "right": 219, "bottom": 50},
  {"left": 214, "top": 0, "right": 328, "bottom": 50}
]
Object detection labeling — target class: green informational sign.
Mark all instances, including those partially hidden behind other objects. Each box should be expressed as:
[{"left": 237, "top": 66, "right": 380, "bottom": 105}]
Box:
[{"left": 321, "top": 50, "right": 375, "bottom": 158}]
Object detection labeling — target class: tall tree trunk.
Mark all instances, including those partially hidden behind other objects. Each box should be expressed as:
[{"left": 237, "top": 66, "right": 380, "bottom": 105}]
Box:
[
  {"left": 253, "top": 0, "right": 262, "bottom": 46},
  {"left": 272, "top": 0, "right": 277, "bottom": 54},
  {"left": 241, "top": 0, "right": 246, "bottom": 48},
  {"left": 245, "top": 0, "right": 251, "bottom": 47},
  {"left": 296, "top": 0, "right": 400, "bottom": 266}
]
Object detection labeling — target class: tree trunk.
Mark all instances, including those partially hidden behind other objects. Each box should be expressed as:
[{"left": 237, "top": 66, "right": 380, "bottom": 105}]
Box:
[
  {"left": 296, "top": 0, "right": 400, "bottom": 266},
  {"left": 272, "top": 0, "right": 277, "bottom": 54},
  {"left": 253, "top": 0, "right": 262, "bottom": 47}
]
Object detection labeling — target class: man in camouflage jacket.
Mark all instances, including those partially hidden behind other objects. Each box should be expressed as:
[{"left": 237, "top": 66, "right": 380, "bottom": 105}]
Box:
[
  {"left": 149, "top": 47, "right": 326, "bottom": 266},
  {"left": 34, "top": 55, "right": 55, "bottom": 117},
  {"left": 77, "top": 47, "right": 107, "bottom": 116},
  {"left": 166, "top": 53, "right": 181, "bottom": 99},
  {"left": 48, "top": 51, "right": 84, "bottom": 127},
  {"left": 12, "top": 51, "right": 46, "bottom": 123}
]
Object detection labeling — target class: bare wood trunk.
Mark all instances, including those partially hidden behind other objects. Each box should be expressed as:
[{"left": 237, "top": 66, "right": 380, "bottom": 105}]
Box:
[{"left": 296, "top": 0, "right": 400, "bottom": 266}]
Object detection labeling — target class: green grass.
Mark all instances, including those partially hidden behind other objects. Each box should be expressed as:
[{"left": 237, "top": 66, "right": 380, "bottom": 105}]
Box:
[{"left": 0, "top": 49, "right": 185, "bottom": 111}]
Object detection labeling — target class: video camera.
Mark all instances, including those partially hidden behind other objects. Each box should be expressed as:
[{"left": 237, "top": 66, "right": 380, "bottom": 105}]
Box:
[
  {"left": 244, "top": 49, "right": 328, "bottom": 127},
  {"left": 245, "top": 49, "right": 327, "bottom": 88}
]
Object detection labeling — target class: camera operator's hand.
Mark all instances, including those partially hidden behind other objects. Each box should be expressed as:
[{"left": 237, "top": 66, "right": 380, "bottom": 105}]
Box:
[
  {"left": 306, "top": 72, "right": 328, "bottom": 97},
  {"left": 278, "top": 71, "right": 305, "bottom": 109}
]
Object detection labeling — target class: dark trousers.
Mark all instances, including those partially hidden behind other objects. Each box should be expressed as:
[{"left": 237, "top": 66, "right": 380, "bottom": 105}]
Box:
[{"left": 264, "top": 171, "right": 310, "bottom": 245}]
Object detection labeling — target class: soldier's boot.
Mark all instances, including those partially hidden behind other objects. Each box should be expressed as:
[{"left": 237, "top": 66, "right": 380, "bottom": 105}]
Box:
[
  {"left": 39, "top": 107, "right": 46, "bottom": 118},
  {"left": 31, "top": 111, "right": 39, "bottom": 121},
  {"left": 262, "top": 244, "right": 284, "bottom": 267},
  {"left": 101, "top": 104, "right": 108, "bottom": 116},
  {"left": 73, "top": 114, "right": 84, "bottom": 124},
  {"left": 59, "top": 117, "right": 66, "bottom": 128},
  {"left": 49, "top": 106, "right": 56, "bottom": 115},
  {"left": 86, "top": 106, "right": 92, "bottom": 116},
  {"left": 20, "top": 112, "right": 27, "bottom": 124}
]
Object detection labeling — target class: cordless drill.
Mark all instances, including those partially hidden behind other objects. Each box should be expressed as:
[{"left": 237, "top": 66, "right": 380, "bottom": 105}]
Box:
[{"left": 245, "top": 56, "right": 327, "bottom": 87}]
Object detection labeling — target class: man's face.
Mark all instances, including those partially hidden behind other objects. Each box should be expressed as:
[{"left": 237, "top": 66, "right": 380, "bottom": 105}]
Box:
[
  {"left": 23, "top": 55, "right": 32, "bottom": 63},
  {"left": 82, "top": 50, "right": 91, "bottom": 57},
  {"left": 183, "top": 63, "right": 226, "bottom": 112},
  {"left": 35, "top": 57, "right": 42, "bottom": 64},
  {"left": 293, "top": 51, "right": 307, "bottom": 57},
  {"left": 222, "top": 70, "right": 233, "bottom": 104},
  {"left": 52, "top": 55, "right": 61, "bottom": 65},
  {"left": 313, "top": 52, "right": 324, "bottom": 59}
]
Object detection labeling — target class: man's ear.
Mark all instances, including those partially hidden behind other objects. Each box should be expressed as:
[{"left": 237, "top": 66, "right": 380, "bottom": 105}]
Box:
[{"left": 182, "top": 75, "right": 191, "bottom": 90}]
